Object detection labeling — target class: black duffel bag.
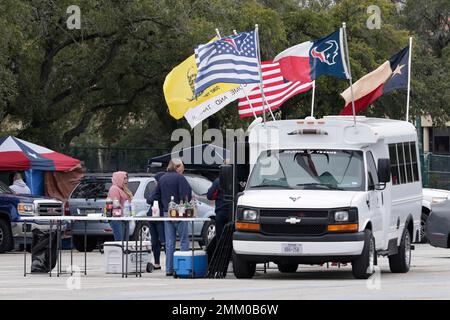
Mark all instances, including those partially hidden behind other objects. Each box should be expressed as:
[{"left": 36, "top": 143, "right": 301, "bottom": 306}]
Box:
[{"left": 31, "top": 229, "right": 57, "bottom": 273}]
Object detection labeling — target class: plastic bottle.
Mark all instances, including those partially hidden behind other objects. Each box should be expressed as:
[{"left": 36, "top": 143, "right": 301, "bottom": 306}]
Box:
[
  {"left": 112, "top": 199, "right": 122, "bottom": 217},
  {"left": 131, "top": 202, "right": 136, "bottom": 217},
  {"left": 123, "top": 200, "right": 130, "bottom": 216},
  {"left": 152, "top": 201, "right": 160, "bottom": 217},
  {"left": 105, "top": 198, "right": 113, "bottom": 217}
]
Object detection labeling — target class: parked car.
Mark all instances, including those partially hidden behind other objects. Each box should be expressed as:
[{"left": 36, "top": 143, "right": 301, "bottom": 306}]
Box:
[
  {"left": 420, "top": 188, "right": 450, "bottom": 243},
  {"left": 0, "top": 181, "right": 63, "bottom": 253},
  {"left": 66, "top": 174, "right": 216, "bottom": 252},
  {"left": 425, "top": 199, "right": 450, "bottom": 248}
]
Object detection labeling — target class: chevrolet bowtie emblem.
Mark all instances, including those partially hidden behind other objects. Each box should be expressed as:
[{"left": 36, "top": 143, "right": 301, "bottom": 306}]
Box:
[
  {"left": 285, "top": 217, "right": 301, "bottom": 224},
  {"left": 289, "top": 196, "right": 301, "bottom": 202}
]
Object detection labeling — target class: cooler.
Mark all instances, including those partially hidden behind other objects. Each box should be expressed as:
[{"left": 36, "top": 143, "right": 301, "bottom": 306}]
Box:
[
  {"left": 103, "top": 241, "right": 152, "bottom": 274},
  {"left": 173, "top": 250, "right": 207, "bottom": 278}
]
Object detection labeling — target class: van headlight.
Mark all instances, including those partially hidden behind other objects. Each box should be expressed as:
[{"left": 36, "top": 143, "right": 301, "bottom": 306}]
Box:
[
  {"left": 334, "top": 210, "right": 349, "bottom": 222},
  {"left": 18, "top": 203, "right": 35, "bottom": 215},
  {"left": 243, "top": 209, "right": 258, "bottom": 221}
]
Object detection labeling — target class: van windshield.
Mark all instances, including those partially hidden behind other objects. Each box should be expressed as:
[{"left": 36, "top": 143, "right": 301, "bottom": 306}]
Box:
[{"left": 247, "top": 149, "right": 365, "bottom": 191}]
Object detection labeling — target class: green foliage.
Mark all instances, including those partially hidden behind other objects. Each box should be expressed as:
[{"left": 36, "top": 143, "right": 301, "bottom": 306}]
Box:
[{"left": 0, "top": 0, "right": 448, "bottom": 152}]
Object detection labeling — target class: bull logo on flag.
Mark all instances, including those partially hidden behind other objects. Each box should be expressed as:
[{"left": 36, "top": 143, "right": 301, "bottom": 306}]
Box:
[
  {"left": 311, "top": 40, "right": 339, "bottom": 66},
  {"left": 221, "top": 33, "right": 248, "bottom": 55}
]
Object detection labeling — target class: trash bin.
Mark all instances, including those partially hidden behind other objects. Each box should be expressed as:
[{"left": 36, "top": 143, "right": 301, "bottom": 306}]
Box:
[{"left": 31, "top": 229, "right": 57, "bottom": 273}]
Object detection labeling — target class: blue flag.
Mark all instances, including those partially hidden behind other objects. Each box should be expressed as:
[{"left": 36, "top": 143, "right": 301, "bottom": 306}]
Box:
[{"left": 194, "top": 30, "right": 260, "bottom": 95}]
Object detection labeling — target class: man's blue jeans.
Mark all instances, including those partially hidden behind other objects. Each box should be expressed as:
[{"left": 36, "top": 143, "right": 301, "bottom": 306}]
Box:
[{"left": 164, "top": 221, "right": 189, "bottom": 273}]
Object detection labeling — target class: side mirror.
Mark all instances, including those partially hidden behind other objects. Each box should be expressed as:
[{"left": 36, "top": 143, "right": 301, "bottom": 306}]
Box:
[
  {"left": 219, "top": 164, "right": 234, "bottom": 196},
  {"left": 377, "top": 158, "right": 391, "bottom": 183}
]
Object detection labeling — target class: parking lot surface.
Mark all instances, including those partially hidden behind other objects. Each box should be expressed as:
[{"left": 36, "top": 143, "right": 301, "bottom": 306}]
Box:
[{"left": 0, "top": 243, "right": 449, "bottom": 300}]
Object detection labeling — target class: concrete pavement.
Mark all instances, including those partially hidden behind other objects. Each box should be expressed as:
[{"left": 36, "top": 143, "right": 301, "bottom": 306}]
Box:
[{"left": 0, "top": 244, "right": 449, "bottom": 299}]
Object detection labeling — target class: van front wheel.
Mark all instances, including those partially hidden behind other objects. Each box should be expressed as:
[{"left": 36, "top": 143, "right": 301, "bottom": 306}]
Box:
[
  {"left": 351, "top": 229, "right": 376, "bottom": 279},
  {"left": 232, "top": 251, "right": 256, "bottom": 279},
  {"left": 389, "top": 229, "right": 411, "bottom": 273}
]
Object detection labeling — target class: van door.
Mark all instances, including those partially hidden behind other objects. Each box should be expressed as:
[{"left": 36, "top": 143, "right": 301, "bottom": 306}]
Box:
[{"left": 366, "top": 151, "right": 385, "bottom": 249}]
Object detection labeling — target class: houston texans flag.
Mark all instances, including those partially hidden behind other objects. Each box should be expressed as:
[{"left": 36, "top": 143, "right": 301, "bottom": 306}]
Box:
[
  {"left": 274, "top": 29, "right": 349, "bottom": 83},
  {"left": 238, "top": 61, "right": 313, "bottom": 118},
  {"left": 194, "top": 30, "right": 260, "bottom": 95},
  {"left": 0, "top": 136, "right": 80, "bottom": 171},
  {"left": 339, "top": 45, "right": 410, "bottom": 115}
]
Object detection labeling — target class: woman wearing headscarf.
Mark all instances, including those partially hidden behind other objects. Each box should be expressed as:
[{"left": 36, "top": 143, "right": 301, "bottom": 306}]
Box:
[{"left": 108, "top": 171, "right": 133, "bottom": 241}]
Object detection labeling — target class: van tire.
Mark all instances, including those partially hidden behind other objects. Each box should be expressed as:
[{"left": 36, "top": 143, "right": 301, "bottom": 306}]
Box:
[
  {"left": 351, "top": 229, "right": 375, "bottom": 279},
  {"left": 389, "top": 229, "right": 411, "bottom": 273},
  {"left": 232, "top": 251, "right": 256, "bottom": 279},
  {"left": 0, "top": 219, "right": 12, "bottom": 253},
  {"left": 277, "top": 263, "right": 298, "bottom": 273}
]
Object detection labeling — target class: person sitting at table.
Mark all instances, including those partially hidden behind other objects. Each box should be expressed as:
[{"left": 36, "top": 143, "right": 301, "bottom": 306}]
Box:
[
  {"left": 107, "top": 171, "right": 133, "bottom": 241},
  {"left": 149, "top": 159, "right": 192, "bottom": 276},
  {"left": 9, "top": 172, "right": 31, "bottom": 195}
]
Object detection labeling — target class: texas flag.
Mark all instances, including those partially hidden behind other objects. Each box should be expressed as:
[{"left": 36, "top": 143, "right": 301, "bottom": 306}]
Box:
[
  {"left": 274, "top": 29, "right": 349, "bottom": 83},
  {"left": 340, "top": 45, "right": 410, "bottom": 115}
]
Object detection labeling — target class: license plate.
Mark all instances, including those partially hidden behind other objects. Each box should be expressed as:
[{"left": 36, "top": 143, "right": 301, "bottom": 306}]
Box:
[{"left": 281, "top": 243, "right": 302, "bottom": 255}]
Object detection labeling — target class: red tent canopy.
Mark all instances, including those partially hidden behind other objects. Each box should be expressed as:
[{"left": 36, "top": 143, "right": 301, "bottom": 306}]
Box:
[{"left": 0, "top": 136, "right": 80, "bottom": 171}]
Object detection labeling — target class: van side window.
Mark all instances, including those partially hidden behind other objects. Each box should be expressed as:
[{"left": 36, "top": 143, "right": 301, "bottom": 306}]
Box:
[
  {"left": 366, "top": 151, "right": 379, "bottom": 189},
  {"left": 410, "top": 142, "right": 419, "bottom": 182},
  {"left": 404, "top": 143, "right": 413, "bottom": 183},
  {"left": 388, "top": 142, "right": 420, "bottom": 185},
  {"left": 389, "top": 144, "right": 399, "bottom": 185}
]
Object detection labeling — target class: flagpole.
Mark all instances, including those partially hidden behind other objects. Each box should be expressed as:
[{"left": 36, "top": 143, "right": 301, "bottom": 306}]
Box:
[
  {"left": 255, "top": 24, "right": 273, "bottom": 123},
  {"left": 406, "top": 36, "right": 413, "bottom": 122},
  {"left": 310, "top": 80, "right": 316, "bottom": 117},
  {"left": 342, "top": 22, "right": 357, "bottom": 127}
]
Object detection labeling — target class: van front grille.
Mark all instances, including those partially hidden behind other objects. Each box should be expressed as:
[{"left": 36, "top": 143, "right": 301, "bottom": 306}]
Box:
[
  {"left": 261, "top": 224, "right": 327, "bottom": 236},
  {"left": 259, "top": 209, "right": 328, "bottom": 218}
]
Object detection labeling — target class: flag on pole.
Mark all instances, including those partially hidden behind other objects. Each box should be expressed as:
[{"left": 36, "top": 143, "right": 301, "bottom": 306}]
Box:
[
  {"left": 339, "top": 45, "right": 410, "bottom": 115},
  {"left": 238, "top": 61, "right": 313, "bottom": 118},
  {"left": 274, "top": 29, "right": 349, "bottom": 83},
  {"left": 194, "top": 30, "right": 260, "bottom": 95},
  {"left": 163, "top": 37, "right": 239, "bottom": 120},
  {"left": 184, "top": 86, "right": 247, "bottom": 128}
]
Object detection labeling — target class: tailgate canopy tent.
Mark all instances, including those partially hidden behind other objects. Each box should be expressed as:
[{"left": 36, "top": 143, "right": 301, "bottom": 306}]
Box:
[
  {"left": 0, "top": 136, "right": 80, "bottom": 171},
  {"left": 0, "top": 136, "right": 82, "bottom": 198}
]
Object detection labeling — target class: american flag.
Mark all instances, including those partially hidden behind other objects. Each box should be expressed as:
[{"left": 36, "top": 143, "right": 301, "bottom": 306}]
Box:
[
  {"left": 194, "top": 30, "right": 260, "bottom": 96},
  {"left": 238, "top": 61, "right": 313, "bottom": 118}
]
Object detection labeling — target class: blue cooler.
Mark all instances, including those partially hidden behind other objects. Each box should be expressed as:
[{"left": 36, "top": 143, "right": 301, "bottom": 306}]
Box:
[{"left": 173, "top": 251, "right": 207, "bottom": 278}]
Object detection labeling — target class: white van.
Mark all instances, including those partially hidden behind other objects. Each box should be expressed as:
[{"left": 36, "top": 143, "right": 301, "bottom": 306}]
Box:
[{"left": 232, "top": 116, "right": 422, "bottom": 279}]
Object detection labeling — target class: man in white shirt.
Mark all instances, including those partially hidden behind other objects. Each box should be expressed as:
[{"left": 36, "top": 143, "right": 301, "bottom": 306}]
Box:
[{"left": 9, "top": 172, "right": 31, "bottom": 195}]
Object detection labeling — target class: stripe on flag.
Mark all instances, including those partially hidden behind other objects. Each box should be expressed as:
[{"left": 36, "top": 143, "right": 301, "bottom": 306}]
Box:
[{"left": 238, "top": 61, "right": 313, "bottom": 118}]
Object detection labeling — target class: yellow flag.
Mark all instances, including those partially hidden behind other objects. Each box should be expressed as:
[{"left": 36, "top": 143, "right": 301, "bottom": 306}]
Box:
[{"left": 163, "top": 42, "right": 239, "bottom": 120}]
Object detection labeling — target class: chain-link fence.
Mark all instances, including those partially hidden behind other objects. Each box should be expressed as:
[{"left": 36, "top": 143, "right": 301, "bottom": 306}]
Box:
[
  {"left": 68, "top": 147, "right": 170, "bottom": 173},
  {"left": 422, "top": 153, "right": 450, "bottom": 189}
]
